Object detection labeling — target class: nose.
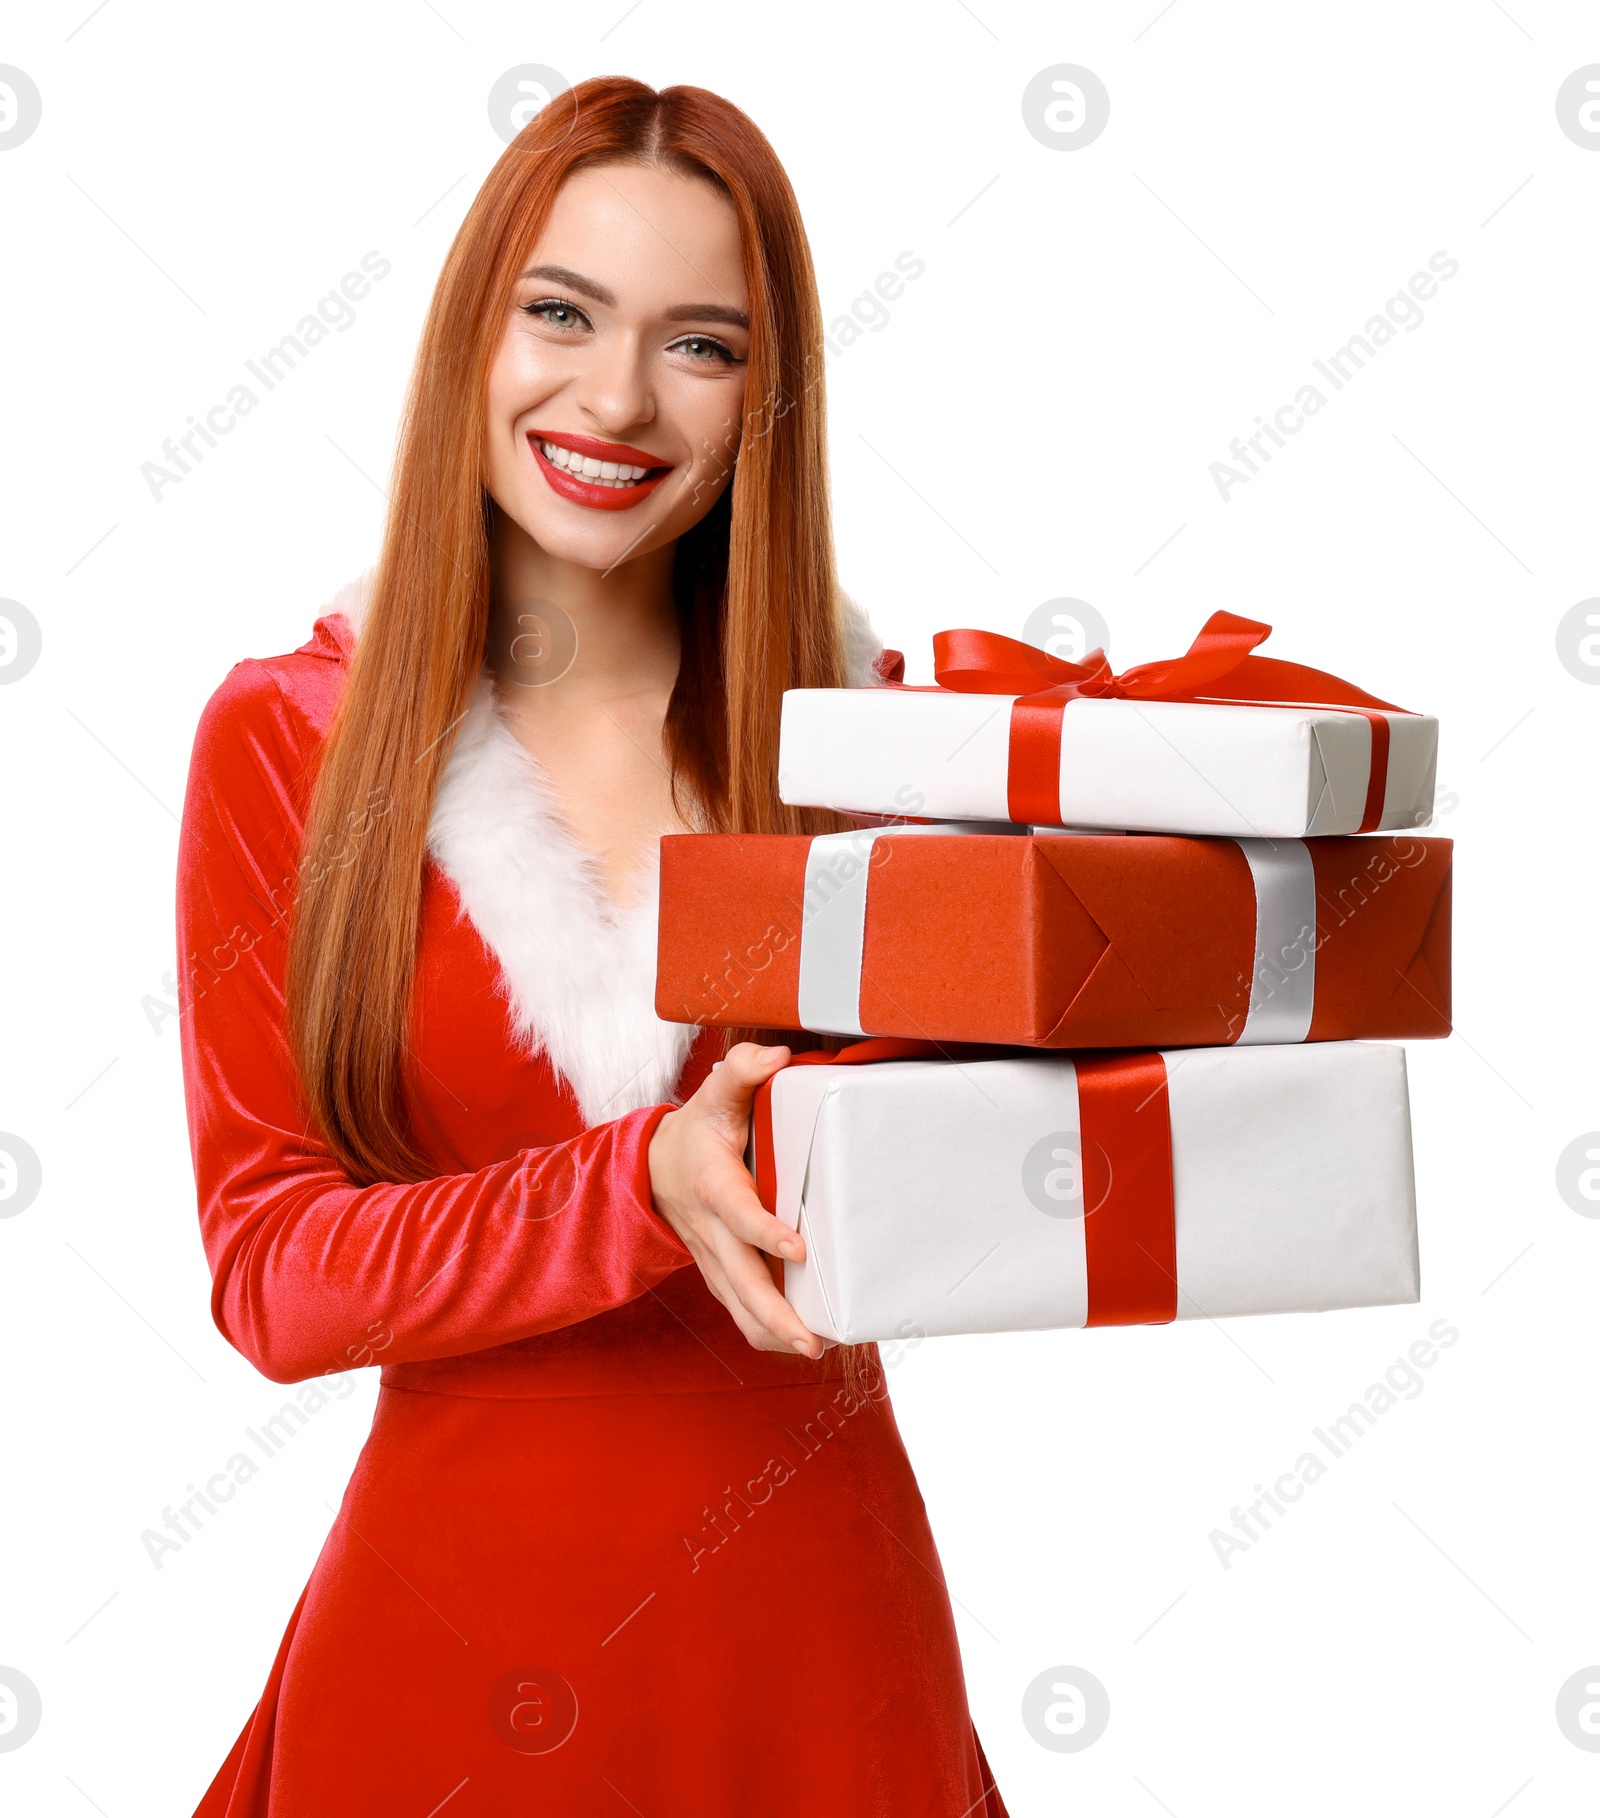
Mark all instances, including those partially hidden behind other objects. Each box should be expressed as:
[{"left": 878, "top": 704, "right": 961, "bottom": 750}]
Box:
[{"left": 571, "top": 328, "right": 655, "bottom": 441}]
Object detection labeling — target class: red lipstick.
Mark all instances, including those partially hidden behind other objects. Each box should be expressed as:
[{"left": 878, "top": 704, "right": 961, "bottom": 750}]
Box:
[{"left": 528, "top": 429, "right": 673, "bottom": 512}]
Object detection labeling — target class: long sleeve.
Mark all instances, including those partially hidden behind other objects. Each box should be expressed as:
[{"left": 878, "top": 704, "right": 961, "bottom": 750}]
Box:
[{"left": 177, "top": 656, "right": 693, "bottom": 1385}]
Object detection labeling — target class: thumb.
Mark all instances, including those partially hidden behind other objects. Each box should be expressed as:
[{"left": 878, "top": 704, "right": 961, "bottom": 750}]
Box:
[{"left": 701, "top": 1042, "right": 791, "bottom": 1122}]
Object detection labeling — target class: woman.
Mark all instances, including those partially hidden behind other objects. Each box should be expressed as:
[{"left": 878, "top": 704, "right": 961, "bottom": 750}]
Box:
[{"left": 180, "top": 77, "right": 1007, "bottom": 1815}]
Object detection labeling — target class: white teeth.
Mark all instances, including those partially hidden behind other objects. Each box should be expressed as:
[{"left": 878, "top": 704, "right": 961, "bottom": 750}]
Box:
[{"left": 538, "top": 441, "right": 656, "bottom": 486}]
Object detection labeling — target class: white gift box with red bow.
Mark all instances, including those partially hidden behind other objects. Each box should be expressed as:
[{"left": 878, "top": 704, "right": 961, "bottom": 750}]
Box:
[
  {"left": 751, "top": 1041, "right": 1420, "bottom": 1345},
  {"left": 779, "top": 687, "right": 1438, "bottom": 838},
  {"left": 780, "top": 616, "right": 1438, "bottom": 838}
]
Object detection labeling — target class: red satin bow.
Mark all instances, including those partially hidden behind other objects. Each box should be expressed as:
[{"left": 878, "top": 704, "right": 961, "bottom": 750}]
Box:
[
  {"left": 930, "top": 610, "right": 1403, "bottom": 711},
  {"left": 899, "top": 612, "right": 1405, "bottom": 830}
]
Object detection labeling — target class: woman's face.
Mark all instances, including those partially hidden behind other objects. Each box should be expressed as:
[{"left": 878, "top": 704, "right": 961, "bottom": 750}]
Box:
[{"left": 484, "top": 161, "right": 751, "bottom": 574}]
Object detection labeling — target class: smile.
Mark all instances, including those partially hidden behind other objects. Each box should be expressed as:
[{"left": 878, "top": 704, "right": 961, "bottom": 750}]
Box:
[{"left": 528, "top": 430, "right": 673, "bottom": 511}]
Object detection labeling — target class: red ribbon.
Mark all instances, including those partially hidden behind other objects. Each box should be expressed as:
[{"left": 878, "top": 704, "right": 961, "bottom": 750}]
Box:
[
  {"left": 1076, "top": 1053, "right": 1177, "bottom": 1326},
  {"left": 751, "top": 1041, "right": 1178, "bottom": 1328},
  {"left": 890, "top": 612, "right": 1405, "bottom": 833}
]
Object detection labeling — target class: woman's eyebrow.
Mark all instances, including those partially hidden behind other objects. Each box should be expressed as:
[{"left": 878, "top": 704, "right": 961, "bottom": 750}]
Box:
[
  {"left": 520, "top": 263, "right": 616, "bottom": 305},
  {"left": 662, "top": 301, "right": 750, "bottom": 330},
  {"left": 519, "top": 264, "right": 748, "bottom": 331}
]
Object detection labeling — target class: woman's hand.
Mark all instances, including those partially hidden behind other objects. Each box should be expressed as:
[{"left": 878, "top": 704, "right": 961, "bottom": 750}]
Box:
[{"left": 647, "top": 1042, "right": 824, "bottom": 1359}]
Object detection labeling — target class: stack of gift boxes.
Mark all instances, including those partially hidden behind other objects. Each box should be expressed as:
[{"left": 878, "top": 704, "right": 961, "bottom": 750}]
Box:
[{"left": 655, "top": 613, "right": 1448, "bottom": 1346}]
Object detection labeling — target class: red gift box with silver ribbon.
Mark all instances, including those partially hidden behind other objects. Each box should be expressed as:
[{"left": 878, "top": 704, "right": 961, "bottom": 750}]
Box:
[
  {"left": 751, "top": 1040, "right": 1419, "bottom": 1344},
  {"left": 779, "top": 613, "right": 1438, "bottom": 838},
  {"left": 656, "top": 825, "right": 1450, "bottom": 1047}
]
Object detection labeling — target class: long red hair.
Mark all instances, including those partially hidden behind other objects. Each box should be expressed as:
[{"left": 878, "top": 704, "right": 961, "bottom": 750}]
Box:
[{"left": 288, "top": 77, "right": 847, "bottom": 1184}]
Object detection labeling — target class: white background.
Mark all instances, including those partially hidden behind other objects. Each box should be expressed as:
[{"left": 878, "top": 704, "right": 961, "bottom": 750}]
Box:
[{"left": 2, "top": 1, "right": 1597, "bottom": 1812}]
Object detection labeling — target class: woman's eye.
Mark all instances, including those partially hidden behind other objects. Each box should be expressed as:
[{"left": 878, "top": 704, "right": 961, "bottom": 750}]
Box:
[
  {"left": 523, "top": 299, "right": 589, "bottom": 331},
  {"left": 670, "top": 334, "right": 739, "bottom": 366}
]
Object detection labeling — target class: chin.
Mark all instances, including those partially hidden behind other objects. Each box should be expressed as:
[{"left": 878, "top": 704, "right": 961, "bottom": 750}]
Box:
[{"left": 510, "top": 502, "right": 664, "bottom": 572}]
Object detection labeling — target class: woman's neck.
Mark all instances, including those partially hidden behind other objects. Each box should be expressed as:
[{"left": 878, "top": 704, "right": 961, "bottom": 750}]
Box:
[
  {"left": 486, "top": 507, "right": 681, "bottom": 708},
  {"left": 483, "top": 508, "right": 691, "bottom": 909}
]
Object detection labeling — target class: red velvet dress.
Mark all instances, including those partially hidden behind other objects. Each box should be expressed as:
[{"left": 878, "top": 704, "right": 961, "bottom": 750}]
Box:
[{"left": 179, "top": 612, "right": 1007, "bottom": 1816}]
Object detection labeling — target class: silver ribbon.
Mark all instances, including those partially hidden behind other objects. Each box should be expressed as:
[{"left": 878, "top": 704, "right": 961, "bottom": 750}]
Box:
[
  {"left": 1232, "top": 837, "right": 1317, "bottom": 1044},
  {"left": 795, "top": 830, "right": 881, "bottom": 1037},
  {"left": 794, "top": 829, "right": 1319, "bottom": 1044},
  {"left": 794, "top": 823, "right": 1022, "bottom": 1036}
]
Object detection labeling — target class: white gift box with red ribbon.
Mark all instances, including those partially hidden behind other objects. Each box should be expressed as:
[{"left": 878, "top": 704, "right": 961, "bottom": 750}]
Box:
[
  {"left": 779, "top": 615, "right": 1438, "bottom": 839},
  {"left": 751, "top": 1041, "right": 1419, "bottom": 1345},
  {"left": 779, "top": 688, "right": 1438, "bottom": 839}
]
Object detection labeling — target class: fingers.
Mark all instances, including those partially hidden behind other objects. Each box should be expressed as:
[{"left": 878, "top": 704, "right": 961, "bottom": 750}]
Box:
[
  {"left": 696, "top": 1146, "right": 805, "bottom": 1264},
  {"left": 648, "top": 1041, "right": 823, "bottom": 1357},
  {"left": 698, "top": 1041, "right": 790, "bottom": 1131},
  {"left": 687, "top": 1149, "right": 819, "bottom": 1354},
  {"left": 701, "top": 1219, "right": 824, "bottom": 1358}
]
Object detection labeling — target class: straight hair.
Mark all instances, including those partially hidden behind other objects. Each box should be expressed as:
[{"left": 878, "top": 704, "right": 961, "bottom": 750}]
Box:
[{"left": 288, "top": 77, "right": 848, "bottom": 1184}]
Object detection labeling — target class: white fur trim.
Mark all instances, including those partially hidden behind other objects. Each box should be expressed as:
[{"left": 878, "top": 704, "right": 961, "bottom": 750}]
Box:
[
  {"left": 325, "top": 567, "right": 376, "bottom": 639},
  {"left": 426, "top": 676, "right": 699, "bottom": 1125},
  {"left": 316, "top": 570, "right": 886, "bottom": 1123},
  {"left": 838, "top": 588, "right": 887, "bottom": 687}
]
